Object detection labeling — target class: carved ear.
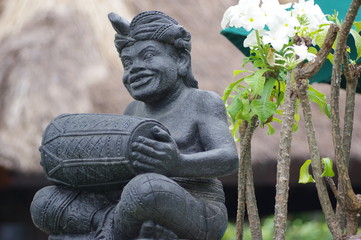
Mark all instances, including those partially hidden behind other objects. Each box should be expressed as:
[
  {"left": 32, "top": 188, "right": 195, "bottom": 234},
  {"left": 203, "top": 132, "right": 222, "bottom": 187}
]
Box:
[
  {"left": 178, "top": 51, "right": 190, "bottom": 77},
  {"left": 108, "top": 12, "right": 130, "bottom": 35}
]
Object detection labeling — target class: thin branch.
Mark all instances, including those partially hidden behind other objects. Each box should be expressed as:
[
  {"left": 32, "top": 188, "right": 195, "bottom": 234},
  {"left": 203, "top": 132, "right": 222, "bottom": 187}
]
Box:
[
  {"left": 331, "top": 0, "right": 361, "bottom": 211},
  {"left": 297, "top": 78, "right": 342, "bottom": 238},
  {"left": 273, "top": 71, "right": 297, "bottom": 240},
  {"left": 236, "top": 121, "right": 248, "bottom": 240},
  {"left": 244, "top": 116, "right": 262, "bottom": 240},
  {"left": 342, "top": 50, "right": 357, "bottom": 167},
  {"left": 330, "top": 0, "right": 361, "bottom": 237},
  {"left": 298, "top": 24, "right": 339, "bottom": 79},
  {"left": 326, "top": 177, "right": 341, "bottom": 201}
]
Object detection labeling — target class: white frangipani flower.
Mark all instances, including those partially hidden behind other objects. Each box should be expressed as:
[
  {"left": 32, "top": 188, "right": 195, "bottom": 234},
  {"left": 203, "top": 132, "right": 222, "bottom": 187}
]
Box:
[
  {"left": 243, "top": 30, "right": 258, "bottom": 48},
  {"left": 263, "top": 31, "right": 290, "bottom": 52},
  {"left": 292, "top": 0, "right": 329, "bottom": 32},
  {"left": 221, "top": 0, "right": 264, "bottom": 30},
  {"left": 221, "top": 5, "right": 244, "bottom": 29},
  {"left": 293, "top": 44, "right": 316, "bottom": 62},
  {"left": 261, "top": 0, "right": 292, "bottom": 23},
  {"left": 240, "top": 5, "right": 266, "bottom": 31},
  {"left": 267, "top": 11, "right": 299, "bottom": 38},
  {"left": 243, "top": 29, "right": 266, "bottom": 48}
]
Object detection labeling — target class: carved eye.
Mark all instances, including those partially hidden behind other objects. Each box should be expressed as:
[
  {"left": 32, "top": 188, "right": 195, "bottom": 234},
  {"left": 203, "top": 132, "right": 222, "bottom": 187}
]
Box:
[
  {"left": 122, "top": 59, "right": 132, "bottom": 69},
  {"left": 145, "top": 52, "right": 155, "bottom": 59}
]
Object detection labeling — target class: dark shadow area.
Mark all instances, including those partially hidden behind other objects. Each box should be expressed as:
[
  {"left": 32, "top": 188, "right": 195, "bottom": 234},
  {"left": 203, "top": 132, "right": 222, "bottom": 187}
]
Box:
[
  {"left": 0, "top": 188, "right": 48, "bottom": 240},
  {"left": 224, "top": 184, "right": 341, "bottom": 222}
]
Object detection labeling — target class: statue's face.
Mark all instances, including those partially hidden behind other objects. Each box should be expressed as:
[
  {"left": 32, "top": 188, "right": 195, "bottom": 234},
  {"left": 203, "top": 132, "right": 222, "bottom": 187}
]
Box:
[{"left": 120, "top": 40, "right": 181, "bottom": 103}]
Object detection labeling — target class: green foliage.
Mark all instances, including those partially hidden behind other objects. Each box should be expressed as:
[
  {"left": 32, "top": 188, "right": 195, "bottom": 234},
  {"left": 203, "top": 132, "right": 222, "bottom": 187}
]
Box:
[
  {"left": 222, "top": 213, "right": 334, "bottom": 240},
  {"left": 320, "top": 157, "right": 335, "bottom": 177},
  {"left": 250, "top": 99, "right": 277, "bottom": 124},
  {"left": 354, "top": 21, "right": 361, "bottom": 33},
  {"left": 299, "top": 159, "right": 315, "bottom": 184},
  {"left": 308, "top": 85, "right": 331, "bottom": 118},
  {"left": 298, "top": 157, "right": 335, "bottom": 184},
  {"left": 223, "top": 68, "right": 280, "bottom": 128},
  {"left": 350, "top": 28, "right": 361, "bottom": 61},
  {"left": 244, "top": 69, "right": 268, "bottom": 96}
]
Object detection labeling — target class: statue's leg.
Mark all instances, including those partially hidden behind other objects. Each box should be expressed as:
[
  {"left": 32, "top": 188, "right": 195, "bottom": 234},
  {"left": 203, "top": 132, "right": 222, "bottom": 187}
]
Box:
[
  {"left": 113, "top": 173, "right": 227, "bottom": 240},
  {"left": 30, "top": 185, "right": 114, "bottom": 236}
]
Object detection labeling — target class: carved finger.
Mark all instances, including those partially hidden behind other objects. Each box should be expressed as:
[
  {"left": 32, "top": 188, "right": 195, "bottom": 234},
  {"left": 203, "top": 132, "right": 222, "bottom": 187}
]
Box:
[
  {"left": 132, "top": 160, "right": 155, "bottom": 173},
  {"left": 131, "top": 142, "right": 161, "bottom": 159},
  {"left": 151, "top": 126, "right": 172, "bottom": 142},
  {"left": 135, "top": 136, "right": 167, "bottom": 151},
  {"left": 131, "top": 152, "right": 163, "bottom": 165}
]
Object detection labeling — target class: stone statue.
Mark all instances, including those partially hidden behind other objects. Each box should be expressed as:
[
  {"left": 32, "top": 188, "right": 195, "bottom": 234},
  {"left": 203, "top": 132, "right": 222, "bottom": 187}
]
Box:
[{"left": 30, "top": 11, "right": 238, "bottom": 240}]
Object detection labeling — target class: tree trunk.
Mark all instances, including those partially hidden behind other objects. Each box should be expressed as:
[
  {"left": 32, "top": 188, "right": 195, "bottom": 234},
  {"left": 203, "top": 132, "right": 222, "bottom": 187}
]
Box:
[
  {"left": 273, "top": 71, "right": 297, "bottom": 240},
  {"left": 245, "top": 117, "right": 262, "bottom": 240},
  {"left": 236, "top": 122, "right": 249, "bottom": 240}
]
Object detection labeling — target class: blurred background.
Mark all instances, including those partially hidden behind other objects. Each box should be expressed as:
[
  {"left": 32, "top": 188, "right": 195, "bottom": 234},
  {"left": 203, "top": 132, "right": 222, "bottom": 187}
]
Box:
[{"left": 0, "top": 0, "right": 360, "bottom": 239}]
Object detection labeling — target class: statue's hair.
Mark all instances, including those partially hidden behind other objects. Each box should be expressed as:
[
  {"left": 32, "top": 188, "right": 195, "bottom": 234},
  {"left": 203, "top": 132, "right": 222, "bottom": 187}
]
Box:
[{"left": 108, "top": 11, "right": 198, "bottom": 88}]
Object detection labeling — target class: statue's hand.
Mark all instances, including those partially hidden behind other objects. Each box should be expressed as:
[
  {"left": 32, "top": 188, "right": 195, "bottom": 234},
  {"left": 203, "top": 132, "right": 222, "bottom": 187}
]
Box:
[{"left": 131, "top": 126, "right": 181, "bottom": 176}]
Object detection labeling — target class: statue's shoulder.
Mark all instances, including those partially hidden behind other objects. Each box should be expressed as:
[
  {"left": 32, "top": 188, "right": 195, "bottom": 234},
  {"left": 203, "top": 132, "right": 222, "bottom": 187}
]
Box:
[
  {"left": 123, "top": 100, "right": 141, "bottom": 115},
  {"left": 188, "top": 88, "right": 225, "bottom": 112}
]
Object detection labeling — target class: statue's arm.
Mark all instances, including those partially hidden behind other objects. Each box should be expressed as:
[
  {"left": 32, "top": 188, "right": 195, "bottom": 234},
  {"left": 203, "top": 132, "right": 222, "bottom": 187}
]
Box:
[
  {"left": 129, "top": 91, "right": 238, "bottom": 178},
  {"left": 177, "top": 91, "right": 239, "bottom": 178}
]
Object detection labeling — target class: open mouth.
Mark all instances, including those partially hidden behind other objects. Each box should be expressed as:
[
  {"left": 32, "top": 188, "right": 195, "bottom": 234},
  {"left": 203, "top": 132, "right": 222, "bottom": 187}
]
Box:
[{"left": 129, "top": 74, "right": 154, "bottom": 88}]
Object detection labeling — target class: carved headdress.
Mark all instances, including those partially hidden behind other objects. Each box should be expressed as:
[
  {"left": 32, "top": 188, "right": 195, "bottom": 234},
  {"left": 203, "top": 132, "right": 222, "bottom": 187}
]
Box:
[
  {"left": 108, "top": 11, "right": 198, "bottom": 88},
  {"left": 108, "top": 11, "right": 191, "bottom": 54}
]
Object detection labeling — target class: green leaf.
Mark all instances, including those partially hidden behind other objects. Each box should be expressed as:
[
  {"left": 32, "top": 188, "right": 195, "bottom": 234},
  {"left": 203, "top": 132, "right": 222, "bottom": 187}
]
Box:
[
  {"left": 238, "top": 99, "right": 252, "bottom": 122},
  {"left": 324, "top": 104, "right": 331, "bottom": 118},
  {"left": 263, "top": 77, "right": 277, "bottom": 101},
  {"left": 233, "top": 70, "right": 251, "bottom": 77},
  {"left": 320, "top": 157, "right": 335, "bottom": 177},
  {"left": 242, "top": 57, "right": 251, "bottom": 67},
  {"left": 230, "top": 119, "right": 243, "bottom": 142},
  {"left": 253, "top": 59, "right": 264, "bottom": 68},
  {"left": 308, "top": 86, "right": 328, "bottom": 114},
  {"left": 292, "top": 123, "right": 299, "bottom": 132},
  {"left": 354, "top": 21, "right": 361, "bottom": 33},
  {"left": 294, "top": 113, "right": 300, "bottom": 123},
  {"left": 274, "top": 80, "right": 286, "bottom": 105},
  {"left": 250, "top": 99, "right": 277, "bottom": 124},
  {"left": 308, "top": 46, "right": 318, "bottom": 55},
  {"left": 276, "top": 91, "right": 285, "bottom": 106},
  {"left": 227, "top": 97, "right": 243, "bottom": 122},
  {"left": 222, "top": 78, "right": 245, "bottom": 103},
  {"left": 299, "top": 159, "right": 315, "bottom": 184},
  {"left": 276, "top": 109, "right": 284, "bottom": 116},
  {"left": 350, "top": 29, "right": 361, "bottom": 61},
  {"left": 272, "top": 116, "right": 282, "bottom": 123},
  {"left": 315, "top": 26, "right": 328, "bottom": 48},
  {"left": 266, "top": 123, "right": 275, "bottom": 135},
  {"left": 327, "top": 53, "right": 334, "bottom": 64},
  {"left": 244, "top": 69, "right": 269, "bottom": 96}
]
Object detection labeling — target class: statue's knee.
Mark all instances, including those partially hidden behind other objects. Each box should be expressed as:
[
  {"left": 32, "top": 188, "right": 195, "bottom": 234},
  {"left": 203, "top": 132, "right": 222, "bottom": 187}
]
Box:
[
  {"left": 120, "top": 173, "right": 180, "bottom": 213},
  {"left": 30, "top": 186, "right": 84, "bottom": 234},
  {"left": 31, "top": 186, "right": 113, "bottom": 235},
  {"left": 30, "top": 186, "right": 64, "bottom": 234},
  {"left": 125, "top": 173, "right": 173, "bottom": 198}
]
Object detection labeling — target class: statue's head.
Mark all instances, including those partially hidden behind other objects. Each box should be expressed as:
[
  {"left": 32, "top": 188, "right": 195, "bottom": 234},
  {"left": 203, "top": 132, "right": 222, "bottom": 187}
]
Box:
[{"left": 108, "top": 11, "right": 198, "bottom": 102}]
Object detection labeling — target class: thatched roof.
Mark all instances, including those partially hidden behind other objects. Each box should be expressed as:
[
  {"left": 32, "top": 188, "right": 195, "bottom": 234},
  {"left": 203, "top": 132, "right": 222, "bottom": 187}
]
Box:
[
  {"left": 0, "top": 0, "right": 360, "bottom": 187},
  {"left": 0, "top": 0, "right": 132, "bottom": 172}
]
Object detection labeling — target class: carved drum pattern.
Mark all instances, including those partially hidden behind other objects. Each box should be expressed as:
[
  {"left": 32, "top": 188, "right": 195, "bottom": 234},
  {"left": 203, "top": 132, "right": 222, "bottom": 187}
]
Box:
[{"left": 40, "top": 113, "right": 167, "bottom": 190}]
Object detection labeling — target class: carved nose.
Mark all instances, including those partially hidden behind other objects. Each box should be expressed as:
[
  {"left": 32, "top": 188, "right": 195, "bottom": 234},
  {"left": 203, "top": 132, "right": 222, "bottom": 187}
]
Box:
[{"left": 130, "top": 60, "right": 145, "bottom": 74}]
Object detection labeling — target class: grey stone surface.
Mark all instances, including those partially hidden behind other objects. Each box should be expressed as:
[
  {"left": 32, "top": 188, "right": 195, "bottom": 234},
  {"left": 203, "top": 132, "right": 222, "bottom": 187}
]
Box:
[{"left": 31, "top": 11, "right": 238, "bottom": 240}]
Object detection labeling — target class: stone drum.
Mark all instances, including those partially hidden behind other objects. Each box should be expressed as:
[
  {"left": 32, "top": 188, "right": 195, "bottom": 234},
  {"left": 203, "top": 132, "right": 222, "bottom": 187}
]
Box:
[{"left": 40, "top": 113, "right": 168, "bottom": 190}]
